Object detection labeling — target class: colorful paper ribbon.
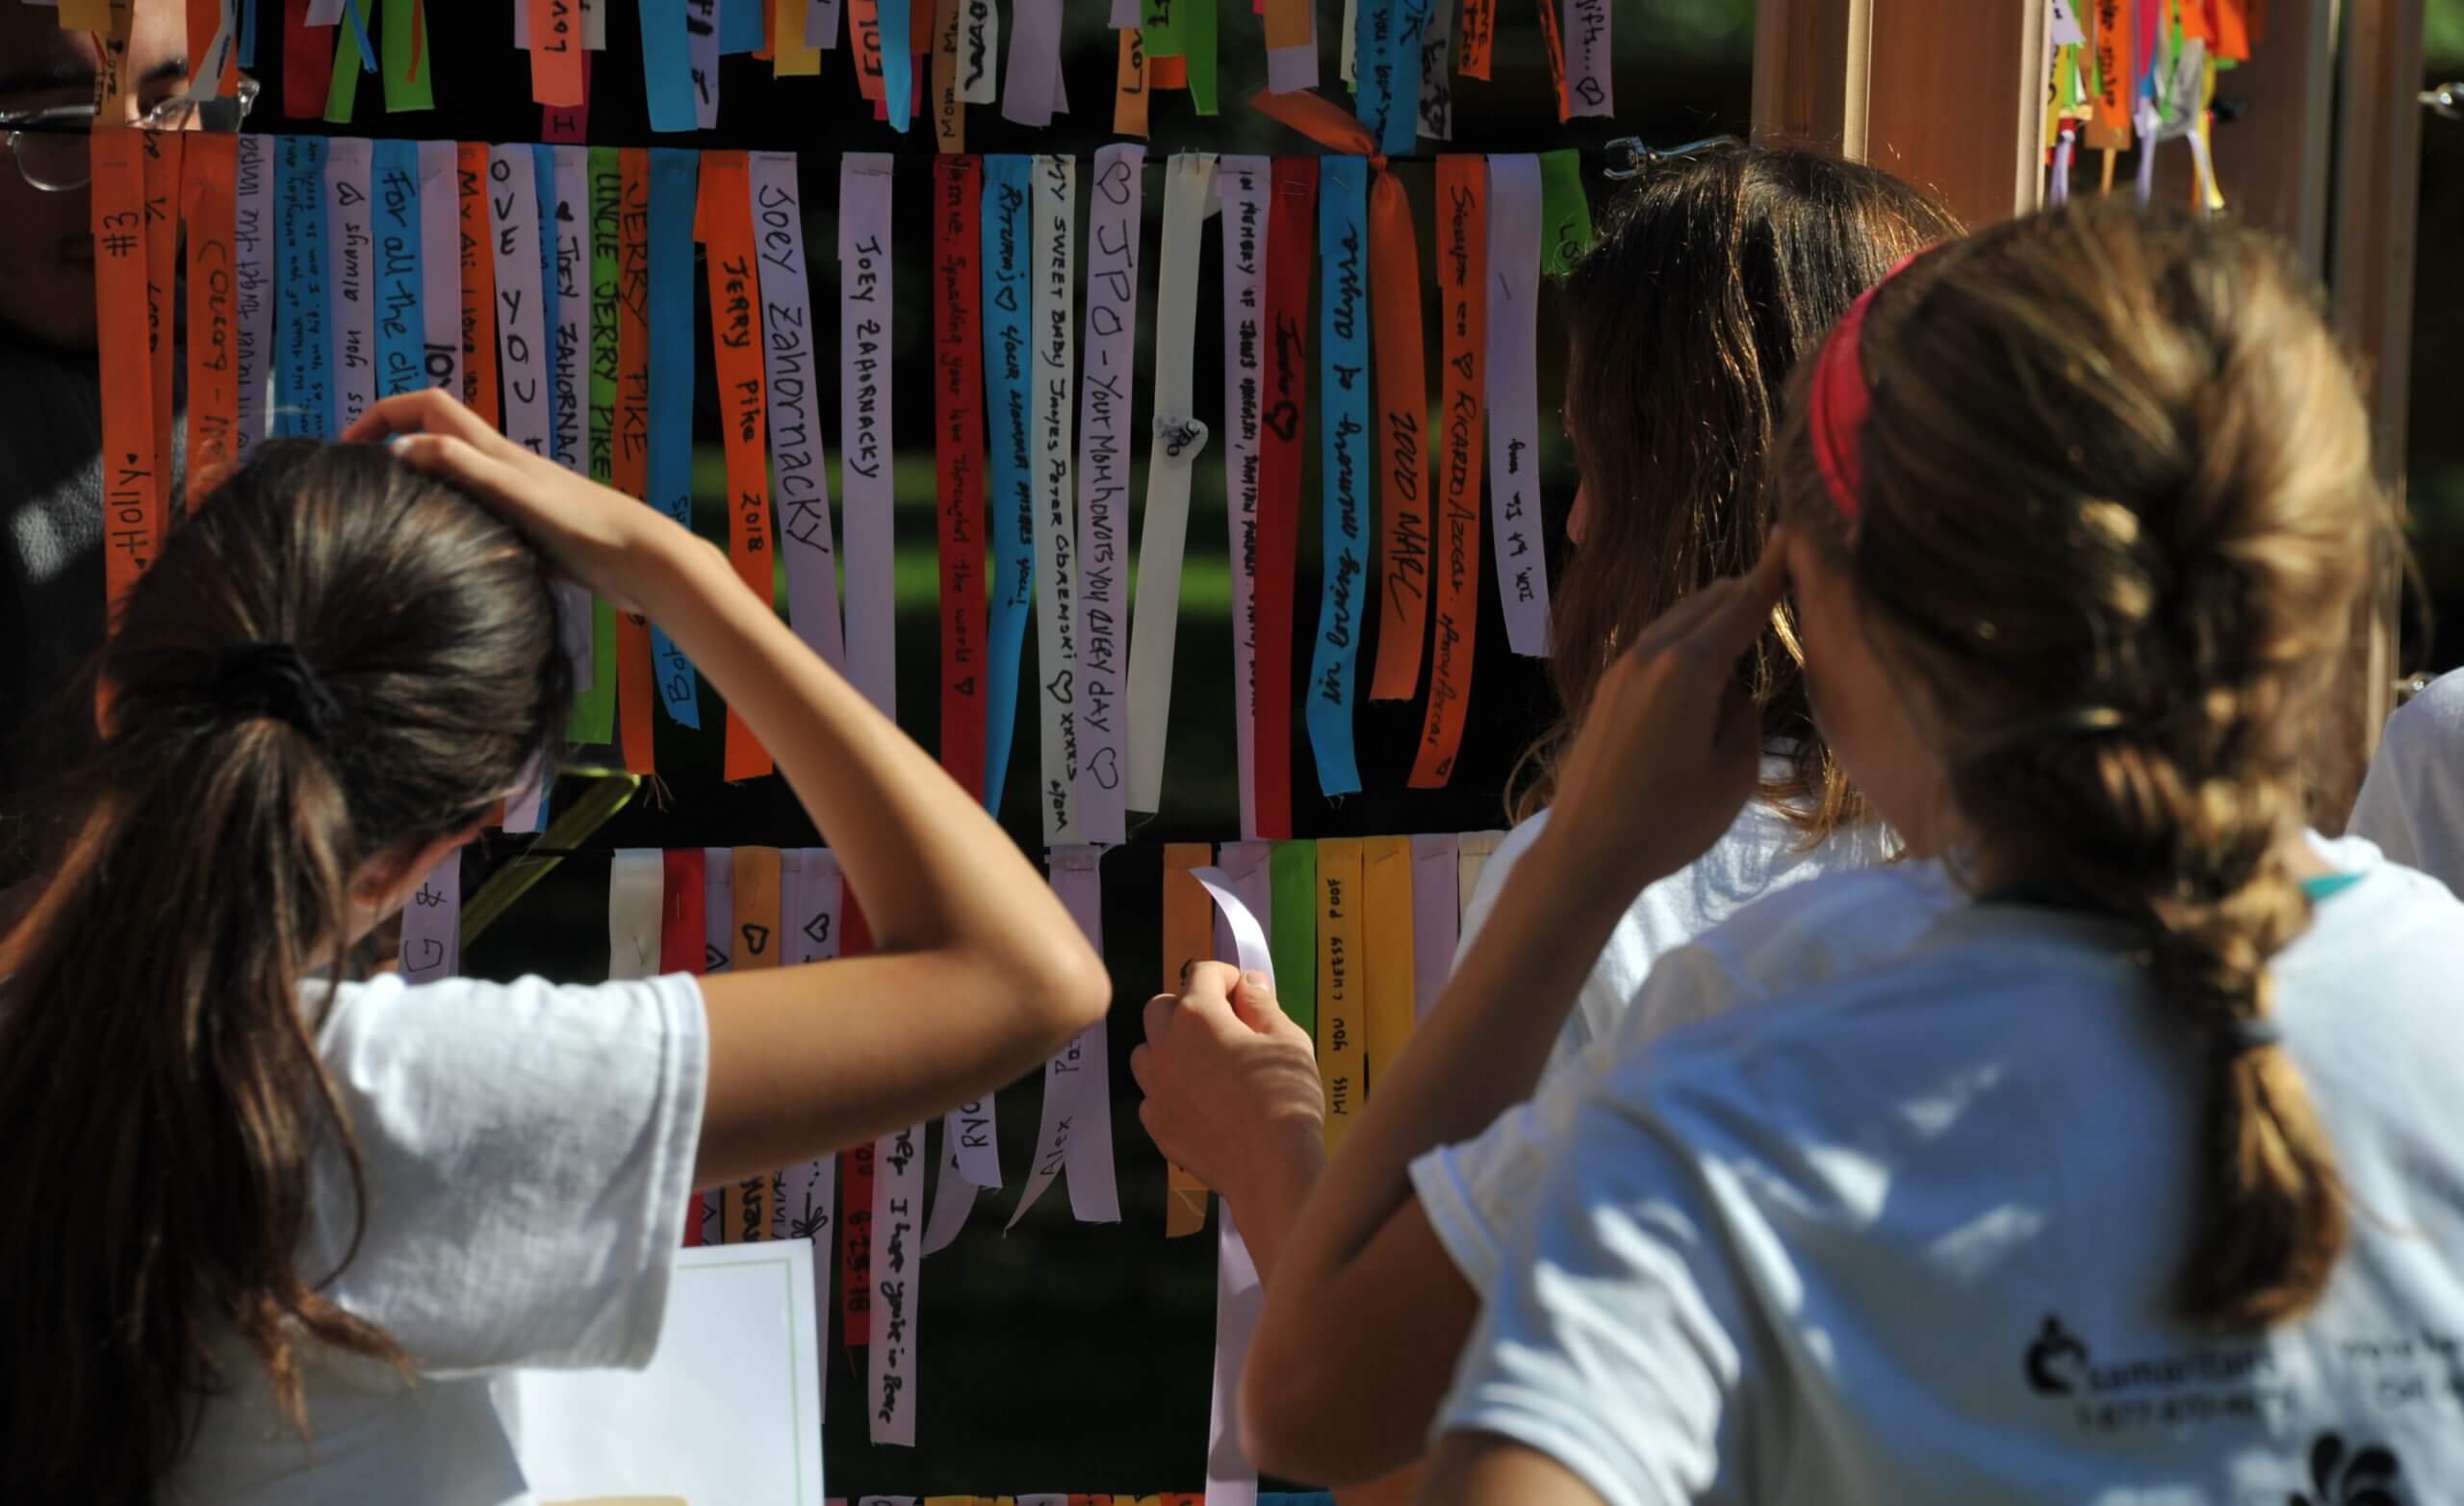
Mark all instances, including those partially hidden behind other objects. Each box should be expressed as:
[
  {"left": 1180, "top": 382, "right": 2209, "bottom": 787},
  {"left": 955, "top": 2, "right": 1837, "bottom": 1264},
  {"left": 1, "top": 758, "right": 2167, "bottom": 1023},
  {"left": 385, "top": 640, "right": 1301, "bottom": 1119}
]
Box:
[
  {"left": 934, "top": 154, "right": 989, "bottom": 801},
  {"left": 1074, "top": 144, "right": 1146, "bottom": 846},
  {"left": 982, "top": 154, "right": 1039, "bottom": 811},
  {"left": 1410, "top": 155, "right": 1485, "bottom": 784},
  {"left": 1252, "top": 157, "right": 1316, "bottom": 839},
  {"left": 748, "top": 152, "right": 848, "bottom": 679},
  {"left": 839, "top": 153, "right": 901, "bottom": 719},
  {"left": 698, "top": 151, "right": 779, "bottom": 781},
  {"left": 1028, "top": 154, "right": 1083, "bottom": 845}
]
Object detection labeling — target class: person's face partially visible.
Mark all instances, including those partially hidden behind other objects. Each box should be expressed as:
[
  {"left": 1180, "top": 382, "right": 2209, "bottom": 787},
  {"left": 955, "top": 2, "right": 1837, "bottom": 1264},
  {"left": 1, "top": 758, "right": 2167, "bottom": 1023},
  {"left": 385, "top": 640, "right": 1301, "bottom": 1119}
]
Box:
[{"left": 0, "top": 5, "right": 190, "bottom": 353}]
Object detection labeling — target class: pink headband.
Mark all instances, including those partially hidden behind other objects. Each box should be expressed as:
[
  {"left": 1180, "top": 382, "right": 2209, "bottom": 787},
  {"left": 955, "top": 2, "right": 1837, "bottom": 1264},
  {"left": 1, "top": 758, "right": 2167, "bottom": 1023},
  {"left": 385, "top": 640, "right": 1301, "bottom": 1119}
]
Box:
[{"left": 1808, "top": 252, "right": 1930, "bottom": 523}]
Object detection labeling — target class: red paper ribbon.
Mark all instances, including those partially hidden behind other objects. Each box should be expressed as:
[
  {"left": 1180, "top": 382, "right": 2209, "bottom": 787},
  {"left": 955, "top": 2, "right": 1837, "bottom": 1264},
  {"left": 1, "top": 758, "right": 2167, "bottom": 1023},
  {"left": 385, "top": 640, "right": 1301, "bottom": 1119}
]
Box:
[
  {"left": 282, "top": 0, "right": 333, "bottom": 118},
  {"left": 1253, "top": 155, "right": 1317, "bottom": 840},
  {"left": 614, "top": 147, "right": 657, "bottom": 777},
  {"left": 839, "top": 893, "right": 877, "bottom": 1346},
  {"left": 934, "top": 156, "right": 989, "bottom": 801}
]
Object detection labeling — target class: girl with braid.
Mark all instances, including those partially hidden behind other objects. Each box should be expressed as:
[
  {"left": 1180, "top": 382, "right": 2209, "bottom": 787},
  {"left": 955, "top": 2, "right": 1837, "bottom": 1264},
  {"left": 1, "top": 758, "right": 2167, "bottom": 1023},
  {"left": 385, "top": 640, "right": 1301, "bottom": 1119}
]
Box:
[{"left": 1256, "top": 202, "right": 2464, "bottom": 1503}]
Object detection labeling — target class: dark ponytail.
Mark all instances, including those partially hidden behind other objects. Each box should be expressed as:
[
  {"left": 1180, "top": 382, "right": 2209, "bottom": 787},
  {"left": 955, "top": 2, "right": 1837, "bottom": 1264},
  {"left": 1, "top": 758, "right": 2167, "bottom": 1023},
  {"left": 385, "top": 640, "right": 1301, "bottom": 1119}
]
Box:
[{"left": 0, "top": 443, "right": 569, "bottom": 1501}]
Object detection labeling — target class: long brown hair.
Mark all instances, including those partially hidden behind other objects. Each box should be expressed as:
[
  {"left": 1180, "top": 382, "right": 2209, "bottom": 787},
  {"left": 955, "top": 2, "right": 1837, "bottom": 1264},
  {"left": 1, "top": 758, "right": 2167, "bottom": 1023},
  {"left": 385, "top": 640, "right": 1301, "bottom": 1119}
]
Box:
[
  {"left": 0, "top": 443, "right": 570, "bottom": 1501},
  {"left": 1514, "top": 144, "right": 1963, "bottom": 829},
  {"left": 1776, "top": 202, "right": 2383, "bottom": 1328}
]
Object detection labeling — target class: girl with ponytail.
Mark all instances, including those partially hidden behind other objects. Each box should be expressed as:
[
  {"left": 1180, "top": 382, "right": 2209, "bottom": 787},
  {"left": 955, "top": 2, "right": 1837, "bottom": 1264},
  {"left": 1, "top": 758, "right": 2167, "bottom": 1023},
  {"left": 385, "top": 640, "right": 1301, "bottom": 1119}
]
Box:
[
  {"left": 1270, "top": 201, "right": 2464, "bottom": 1504},
  {"left": 0, "top": 407, "right": 1108, "bottom": 1504}
]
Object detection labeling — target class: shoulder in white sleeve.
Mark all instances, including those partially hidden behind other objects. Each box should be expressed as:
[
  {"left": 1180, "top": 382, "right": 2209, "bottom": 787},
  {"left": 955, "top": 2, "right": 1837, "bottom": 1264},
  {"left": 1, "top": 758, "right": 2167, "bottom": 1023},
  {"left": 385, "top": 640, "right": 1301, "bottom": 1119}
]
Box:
[{"left": 305, "top": 970, "right": 710, "bottom": 1376}]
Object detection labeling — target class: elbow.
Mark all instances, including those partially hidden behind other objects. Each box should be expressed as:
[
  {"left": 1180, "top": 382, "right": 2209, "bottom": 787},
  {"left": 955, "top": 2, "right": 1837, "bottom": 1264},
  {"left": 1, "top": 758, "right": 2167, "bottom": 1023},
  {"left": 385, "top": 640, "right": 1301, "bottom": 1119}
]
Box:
[
  {"left": 1019, "top": 924, "right": 1113, "bottom": 1041},
  {"left": 1243, "top": 1303, "right": 1375, "bottom": 1486}
]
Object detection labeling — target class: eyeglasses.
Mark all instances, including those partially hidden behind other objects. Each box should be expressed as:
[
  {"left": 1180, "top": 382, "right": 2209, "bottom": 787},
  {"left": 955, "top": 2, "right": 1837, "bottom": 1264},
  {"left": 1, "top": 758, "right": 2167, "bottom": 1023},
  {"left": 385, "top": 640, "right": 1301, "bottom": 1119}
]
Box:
[{"left": 0, "top": 75, "right": 261, "bottom": 193}]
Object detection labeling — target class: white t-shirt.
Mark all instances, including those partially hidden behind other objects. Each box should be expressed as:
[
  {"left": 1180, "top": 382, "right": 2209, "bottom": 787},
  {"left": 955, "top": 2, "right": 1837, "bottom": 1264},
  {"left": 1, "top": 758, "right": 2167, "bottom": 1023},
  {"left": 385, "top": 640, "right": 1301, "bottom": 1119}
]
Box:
[
  {"left": 2348, "top": 670, "right": 2464, "bottom": 892},
  {"left": 162, "top": 970, "right": 708, "bottom": 1506},
  {"left": 1413, "top": 861, "right": 1957, "bottom": 1297},
  {"left": 1438, "top": 837, "right": 2464, "bottom": 1506},
  {"left": 1454, "top": 763, "right": 1892, "bottom": 1075}
]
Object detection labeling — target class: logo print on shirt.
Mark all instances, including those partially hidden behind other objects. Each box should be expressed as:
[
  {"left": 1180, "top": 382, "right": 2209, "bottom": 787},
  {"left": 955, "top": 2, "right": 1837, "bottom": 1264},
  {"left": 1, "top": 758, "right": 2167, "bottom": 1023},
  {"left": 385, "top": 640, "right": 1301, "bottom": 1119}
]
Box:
[
  {"left": 2024, "top": 1315, "right": 2091, "bottom": 1396},
  {"left": 2293, "top": 1431, "right": 2406, "bottom": 1506}
]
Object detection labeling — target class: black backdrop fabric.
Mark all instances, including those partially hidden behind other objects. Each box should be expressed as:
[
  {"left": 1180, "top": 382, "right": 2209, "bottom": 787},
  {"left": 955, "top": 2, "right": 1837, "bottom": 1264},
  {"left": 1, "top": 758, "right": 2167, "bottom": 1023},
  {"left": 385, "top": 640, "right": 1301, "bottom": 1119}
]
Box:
[{"left": 244, "top": 3, "right": 1752, "bottom": 1492}]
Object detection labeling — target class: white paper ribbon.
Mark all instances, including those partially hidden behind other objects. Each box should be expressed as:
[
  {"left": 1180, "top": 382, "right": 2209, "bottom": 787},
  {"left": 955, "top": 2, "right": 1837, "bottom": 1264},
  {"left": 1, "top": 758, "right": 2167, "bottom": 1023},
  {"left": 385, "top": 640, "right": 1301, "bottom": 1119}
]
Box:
[
  {"left": 607, "top": 848, "right": 663, "bottom": 980},
  {"left": 702, "top": 846, "right": 733, "bottom": 974},
  {"left": 1002, "top": 0, "right": 1065, "bottom": 127},
  {"left": 1011, "top": 845, "right": 1120, "bottom": 1226},
  {"left": 775, "top": 849, "right": 843, "bottom": 1278},
  {"left": 488, "top": 145, "right": 552, "bottom": 458},
  {"left": 1418, "top": 0, "right": 1453, "bottom": 140},
  {"left": 750, "top": 152, "right": 847, "bottom": 676},
  {"left": 398, "top": 854, "right": 459, "bottom": 982},
  {"left": 839, "top": 154, "right": 899, "bottom": 718},
  {"left": 2048, "top": 0, "right": 2087, "bottom": 45},
  {"left": 1218, "top": 158, "right": 1270, "bottom": 842},
  {"left": 1455, "top": 829, "right": 1504, "bottom": 923},
  {"left": 324, "top": 138, "right": 375, "bottom": 432},
  {"left": 1074, "top": 143, "right": 1144, "bottom": 848},
  {"left": 1029, "top": 155, "right": 1083, "bottom": 846},
  {"left": 1484, "top": 155, "right": 1550, "bottom": 656},
  {"left": 415, "top": 140, "right": 460, "bottom": 397},
  {"left": 234, "top": 135, "right": 273, "bottom": 462},
  {"left": 549, "top": 146, "right": 590, "bottom": 475},
  {"left": 960, "top": 0, "right": 999, "bottom": 103},
  {"left": 686, "top": 0, "right": 721, "bottom": 130},
  {"left": 1124, "top": 154, "right": 1219, "bottom": 818},
  {"left": 868, "top": 1120, "right": 924, "bottom": 1445},
  {"left": 808, "top": 0, "right": 842, "bottom": 48},
  {"left": 1186, "top": 863, "right": 1271, "bottom": 1506},
  {"left": 1563, "top": 0, "right": 1612, "bottom": 116}
]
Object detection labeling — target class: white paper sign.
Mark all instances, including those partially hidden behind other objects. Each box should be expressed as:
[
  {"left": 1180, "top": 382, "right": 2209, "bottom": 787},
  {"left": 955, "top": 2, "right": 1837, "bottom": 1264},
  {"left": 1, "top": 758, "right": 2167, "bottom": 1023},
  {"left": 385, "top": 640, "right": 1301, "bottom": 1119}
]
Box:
[{"left": 511, "top": 1243, "right": 826, "bottom": 1504}]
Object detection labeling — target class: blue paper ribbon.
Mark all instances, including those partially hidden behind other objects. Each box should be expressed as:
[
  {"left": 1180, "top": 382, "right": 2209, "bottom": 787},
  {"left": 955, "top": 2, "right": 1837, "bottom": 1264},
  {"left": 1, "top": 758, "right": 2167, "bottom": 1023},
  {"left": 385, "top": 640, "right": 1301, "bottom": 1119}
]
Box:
[
  {"left": 647, "top": 148, "right": 703, "bottom": 727},
  {"left": 978, "top": 155, "right": 1035, "bottom": 811},
  {"left": 1306, "top": 157, "right": 1369, "bottom": 799},
  {"left": 638, "top": 0, "right": 700, "bottom": 133},
  {"left": 273, "top": 136, "right": 333, "bottom": 440},
  {"left": 371, "top": 139, "right": 425, "bottom": 399},
  {"left": 531, "top": 145, "right": 565, "bottom": 467},
  {"left": 881, "top": 0, "right": 913, "bottom": 133},
  {"left": 720, "top": 0, "right": 766, "bottom": 52}
]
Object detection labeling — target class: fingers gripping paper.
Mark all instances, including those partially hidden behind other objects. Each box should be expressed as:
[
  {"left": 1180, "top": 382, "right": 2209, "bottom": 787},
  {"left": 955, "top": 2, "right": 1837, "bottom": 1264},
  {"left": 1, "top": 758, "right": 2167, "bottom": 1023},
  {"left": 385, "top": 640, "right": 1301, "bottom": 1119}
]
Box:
[
  {"left": 1161, "top": 842, "right": 1216, "bottom": 1238},
  {"left": 1182, "top": 860, "right": 1271, "bottom": 1506}
]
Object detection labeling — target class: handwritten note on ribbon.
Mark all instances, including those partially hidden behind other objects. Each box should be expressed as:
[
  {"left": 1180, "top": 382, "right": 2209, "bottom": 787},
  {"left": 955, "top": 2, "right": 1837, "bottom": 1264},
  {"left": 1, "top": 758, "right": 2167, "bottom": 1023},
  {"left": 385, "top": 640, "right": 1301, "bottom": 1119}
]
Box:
[
  {"left": 748, "top": 153, "right": 848, "bottom": 677},
  {"left": 1411, "top": 155, "right": 1485, "bottom": 785},
  {"left": 1305, "top": 159, "right": 1370, "bottom": 798},
  {"left": 1218, "top": 158, "right": 1270, "bottom": 841},
  {"left": 1028, "top": 155, "right": 1082, "bottom": 845},
  {"left": 273, "top": 135, "right": 331, "bottom": 439},
  {"left": 648, "top": 147, "right": 704, "bottom": 726},
  {"left": 234, "top": 135, "right": 273, "bottom": 463},
  {"left": 1485, "top": 155, "right": 1550, "bottom": 656},
  {"left": 1072, "top": 143, "right": 1143, "bottom": 845},
  {"left": 982, "top": 154, "right": 1039, "bottom": 811},
  {"left": 1315, "top": 837, "right": 1363, "bottom": 1151},
  {"left": 398, "top": 853, "right": 460, "bottom": 982},
  {"left": 99, "top": 132, "right": 157, "bottom": 602},
  {"left": 869, "top": 1119, "right": 924, "bottom": 1444},
  {"left": 323, "top": 138, "right": 375, "bottom": 429},
  {"left": 839, "top": 153, "right": 899, "bottom": 719}
]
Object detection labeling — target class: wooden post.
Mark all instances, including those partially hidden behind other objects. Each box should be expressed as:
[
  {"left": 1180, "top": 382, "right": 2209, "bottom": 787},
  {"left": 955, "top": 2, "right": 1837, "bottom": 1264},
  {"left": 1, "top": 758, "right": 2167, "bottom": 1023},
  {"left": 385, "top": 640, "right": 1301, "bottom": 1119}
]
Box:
[{"left": 1754, "top": 0, "right": 2046, "bottom": 227}]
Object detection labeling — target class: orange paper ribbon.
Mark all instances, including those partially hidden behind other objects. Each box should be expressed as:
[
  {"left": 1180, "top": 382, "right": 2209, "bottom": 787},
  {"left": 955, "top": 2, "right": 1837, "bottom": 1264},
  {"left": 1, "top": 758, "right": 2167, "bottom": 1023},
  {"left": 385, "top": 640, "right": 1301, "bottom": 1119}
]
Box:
[
  {"left": 182, "top": 134, "right": 241, "bottom": 512},
  {"left": 456, "top": 142, "right": 501, "bottom": 426},
  {"left": 851, "top": 0, "right": 887, "bottom": 100},
  {"left": 92, "top": 128, "right": 156, "bottom": 616},
  {"left": 1459, "top": 0, "right": 1495, "bottom": 79},
  {"left": 141, "top": 132, "right": 181, "bottom": 524},
  {"left": 1534, "top": 0, "right": 1571, "bottom": 123},
  {"left": 528, "top": 0, "right": 586, "bottom": 104},
  {"left": 697, "top": 152, "right": 778, "bottom": 782},
  {"left": 1409, "top": 155, "right": 1485, "bottom": 787},
  {"left": 1116, "top": 28, "right": 1150, "bottom": 137}
]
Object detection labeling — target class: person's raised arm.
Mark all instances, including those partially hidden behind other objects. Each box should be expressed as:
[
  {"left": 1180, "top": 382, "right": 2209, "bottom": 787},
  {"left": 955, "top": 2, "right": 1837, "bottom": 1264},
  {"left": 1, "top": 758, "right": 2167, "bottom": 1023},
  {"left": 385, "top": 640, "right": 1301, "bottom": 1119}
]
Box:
[
  {"left": 349, "top": 391, "right": 1112, "bottom": 1188},
  {"left": 1240, "top": 548, "right": 1789, "bottom": 1486}
]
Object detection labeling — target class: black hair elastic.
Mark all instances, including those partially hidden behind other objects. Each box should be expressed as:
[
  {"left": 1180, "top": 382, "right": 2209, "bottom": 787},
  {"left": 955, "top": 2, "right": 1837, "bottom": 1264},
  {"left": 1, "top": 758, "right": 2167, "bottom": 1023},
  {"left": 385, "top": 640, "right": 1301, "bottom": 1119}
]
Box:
[
  {"left": 2221, "top": 1015, "right": 2286, "bottom": 1057},
  {"left": 210, "top": 642, "right": 343, "bottom": 745}
]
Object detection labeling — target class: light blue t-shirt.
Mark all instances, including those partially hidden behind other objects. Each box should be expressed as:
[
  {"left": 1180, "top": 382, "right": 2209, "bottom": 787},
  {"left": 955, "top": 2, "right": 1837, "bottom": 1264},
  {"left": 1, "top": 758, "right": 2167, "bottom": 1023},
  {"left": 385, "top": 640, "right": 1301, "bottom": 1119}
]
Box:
[{"left": 1439, "top": 836, "right": 2464, "bottom": 1505}]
